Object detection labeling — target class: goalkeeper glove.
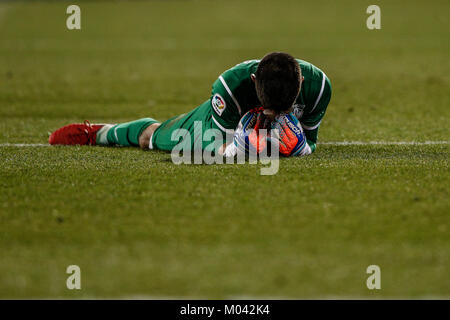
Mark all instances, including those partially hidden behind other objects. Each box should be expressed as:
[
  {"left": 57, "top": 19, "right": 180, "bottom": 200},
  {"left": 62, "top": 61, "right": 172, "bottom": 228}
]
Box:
[{"left": 270, "top": 113, "right": 309, "bottom": 157}]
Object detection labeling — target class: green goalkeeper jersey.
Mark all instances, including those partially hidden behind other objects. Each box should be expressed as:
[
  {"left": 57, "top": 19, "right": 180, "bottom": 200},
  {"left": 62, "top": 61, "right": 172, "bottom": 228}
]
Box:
[{"left": 210, "top": 59, "right": 332, "bottom": 151}]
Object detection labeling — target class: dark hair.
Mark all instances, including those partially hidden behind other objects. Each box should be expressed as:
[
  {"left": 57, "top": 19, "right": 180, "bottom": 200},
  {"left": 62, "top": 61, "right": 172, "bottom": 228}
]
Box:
[{"left": 254, "top": 52, "right": 302, "bottom": 113}]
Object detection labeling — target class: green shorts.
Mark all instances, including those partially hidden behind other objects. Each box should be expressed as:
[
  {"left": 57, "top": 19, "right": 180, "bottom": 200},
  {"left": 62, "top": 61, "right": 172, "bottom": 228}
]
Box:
[{"left": 150, "top": 100, "right": 225, "bottom": 151}]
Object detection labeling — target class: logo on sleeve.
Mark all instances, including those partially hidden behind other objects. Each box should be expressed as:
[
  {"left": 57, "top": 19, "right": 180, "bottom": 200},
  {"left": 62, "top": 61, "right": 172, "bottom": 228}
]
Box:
[
  {"left": 292, "top": 103, "right": 306, "bottom": 119},
  {"left": 212, "top": 94, "right": 226, "bottom": 116}
]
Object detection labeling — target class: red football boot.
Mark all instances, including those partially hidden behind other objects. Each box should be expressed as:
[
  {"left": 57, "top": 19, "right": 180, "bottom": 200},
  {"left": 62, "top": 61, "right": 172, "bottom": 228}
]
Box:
[{"left": 49, "top": 120, "right": 104, "bottom": 145}]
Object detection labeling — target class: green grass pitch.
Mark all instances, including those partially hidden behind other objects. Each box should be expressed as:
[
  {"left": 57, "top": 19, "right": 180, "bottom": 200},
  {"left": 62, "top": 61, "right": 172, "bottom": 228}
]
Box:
[{"left": 0, "top": 0, "right": 449, "bottom": 298}]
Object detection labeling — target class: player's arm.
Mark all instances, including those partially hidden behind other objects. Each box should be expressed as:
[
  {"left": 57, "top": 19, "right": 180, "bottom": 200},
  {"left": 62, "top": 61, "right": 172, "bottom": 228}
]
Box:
[
  {"left": 210, "top": 67, "right": 246, "bottom": 156},
  {"left": 210, "top": 69, "right": 243, "bottom": 133},
  {"left": 301, "top": 74, "right": 332, "bottom": 152}
]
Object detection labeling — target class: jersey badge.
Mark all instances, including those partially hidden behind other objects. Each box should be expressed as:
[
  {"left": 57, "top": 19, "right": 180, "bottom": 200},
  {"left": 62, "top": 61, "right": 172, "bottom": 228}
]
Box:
[{"left": 212, "top": 93, "right": 226, "bottom": 116}]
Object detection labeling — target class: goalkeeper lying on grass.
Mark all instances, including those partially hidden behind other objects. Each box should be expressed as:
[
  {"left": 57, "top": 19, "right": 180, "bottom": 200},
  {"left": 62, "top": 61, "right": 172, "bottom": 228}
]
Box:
[{"left": 49, "top": 52, "right": 331, "bottom": 157}]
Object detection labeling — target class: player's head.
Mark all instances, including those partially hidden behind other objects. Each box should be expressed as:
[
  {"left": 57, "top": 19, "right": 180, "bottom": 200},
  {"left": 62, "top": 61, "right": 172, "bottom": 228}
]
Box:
[{"left": 252, "top": 52, "right": 303, "bottom": 116}]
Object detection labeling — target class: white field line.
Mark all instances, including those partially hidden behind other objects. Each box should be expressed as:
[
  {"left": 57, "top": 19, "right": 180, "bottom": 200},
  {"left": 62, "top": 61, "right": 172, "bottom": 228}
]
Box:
[
  {"left": 0, "top": 141, "right": 449, "bottom": 148},
  {"left": 319, "top": 141, "right": 450, "bottom": 146},
  {"left": 0, "top": 143, "right": 50, "bottom": 147}
]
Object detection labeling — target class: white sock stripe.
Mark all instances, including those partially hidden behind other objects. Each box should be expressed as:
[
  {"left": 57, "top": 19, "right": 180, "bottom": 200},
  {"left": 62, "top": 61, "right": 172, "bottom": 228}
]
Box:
[
  {"left": 148, "top": 135, "right": 154, "bottom": 149},
  {"left": 97, "top": 124, "right": 114, "bottom": 145}
]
